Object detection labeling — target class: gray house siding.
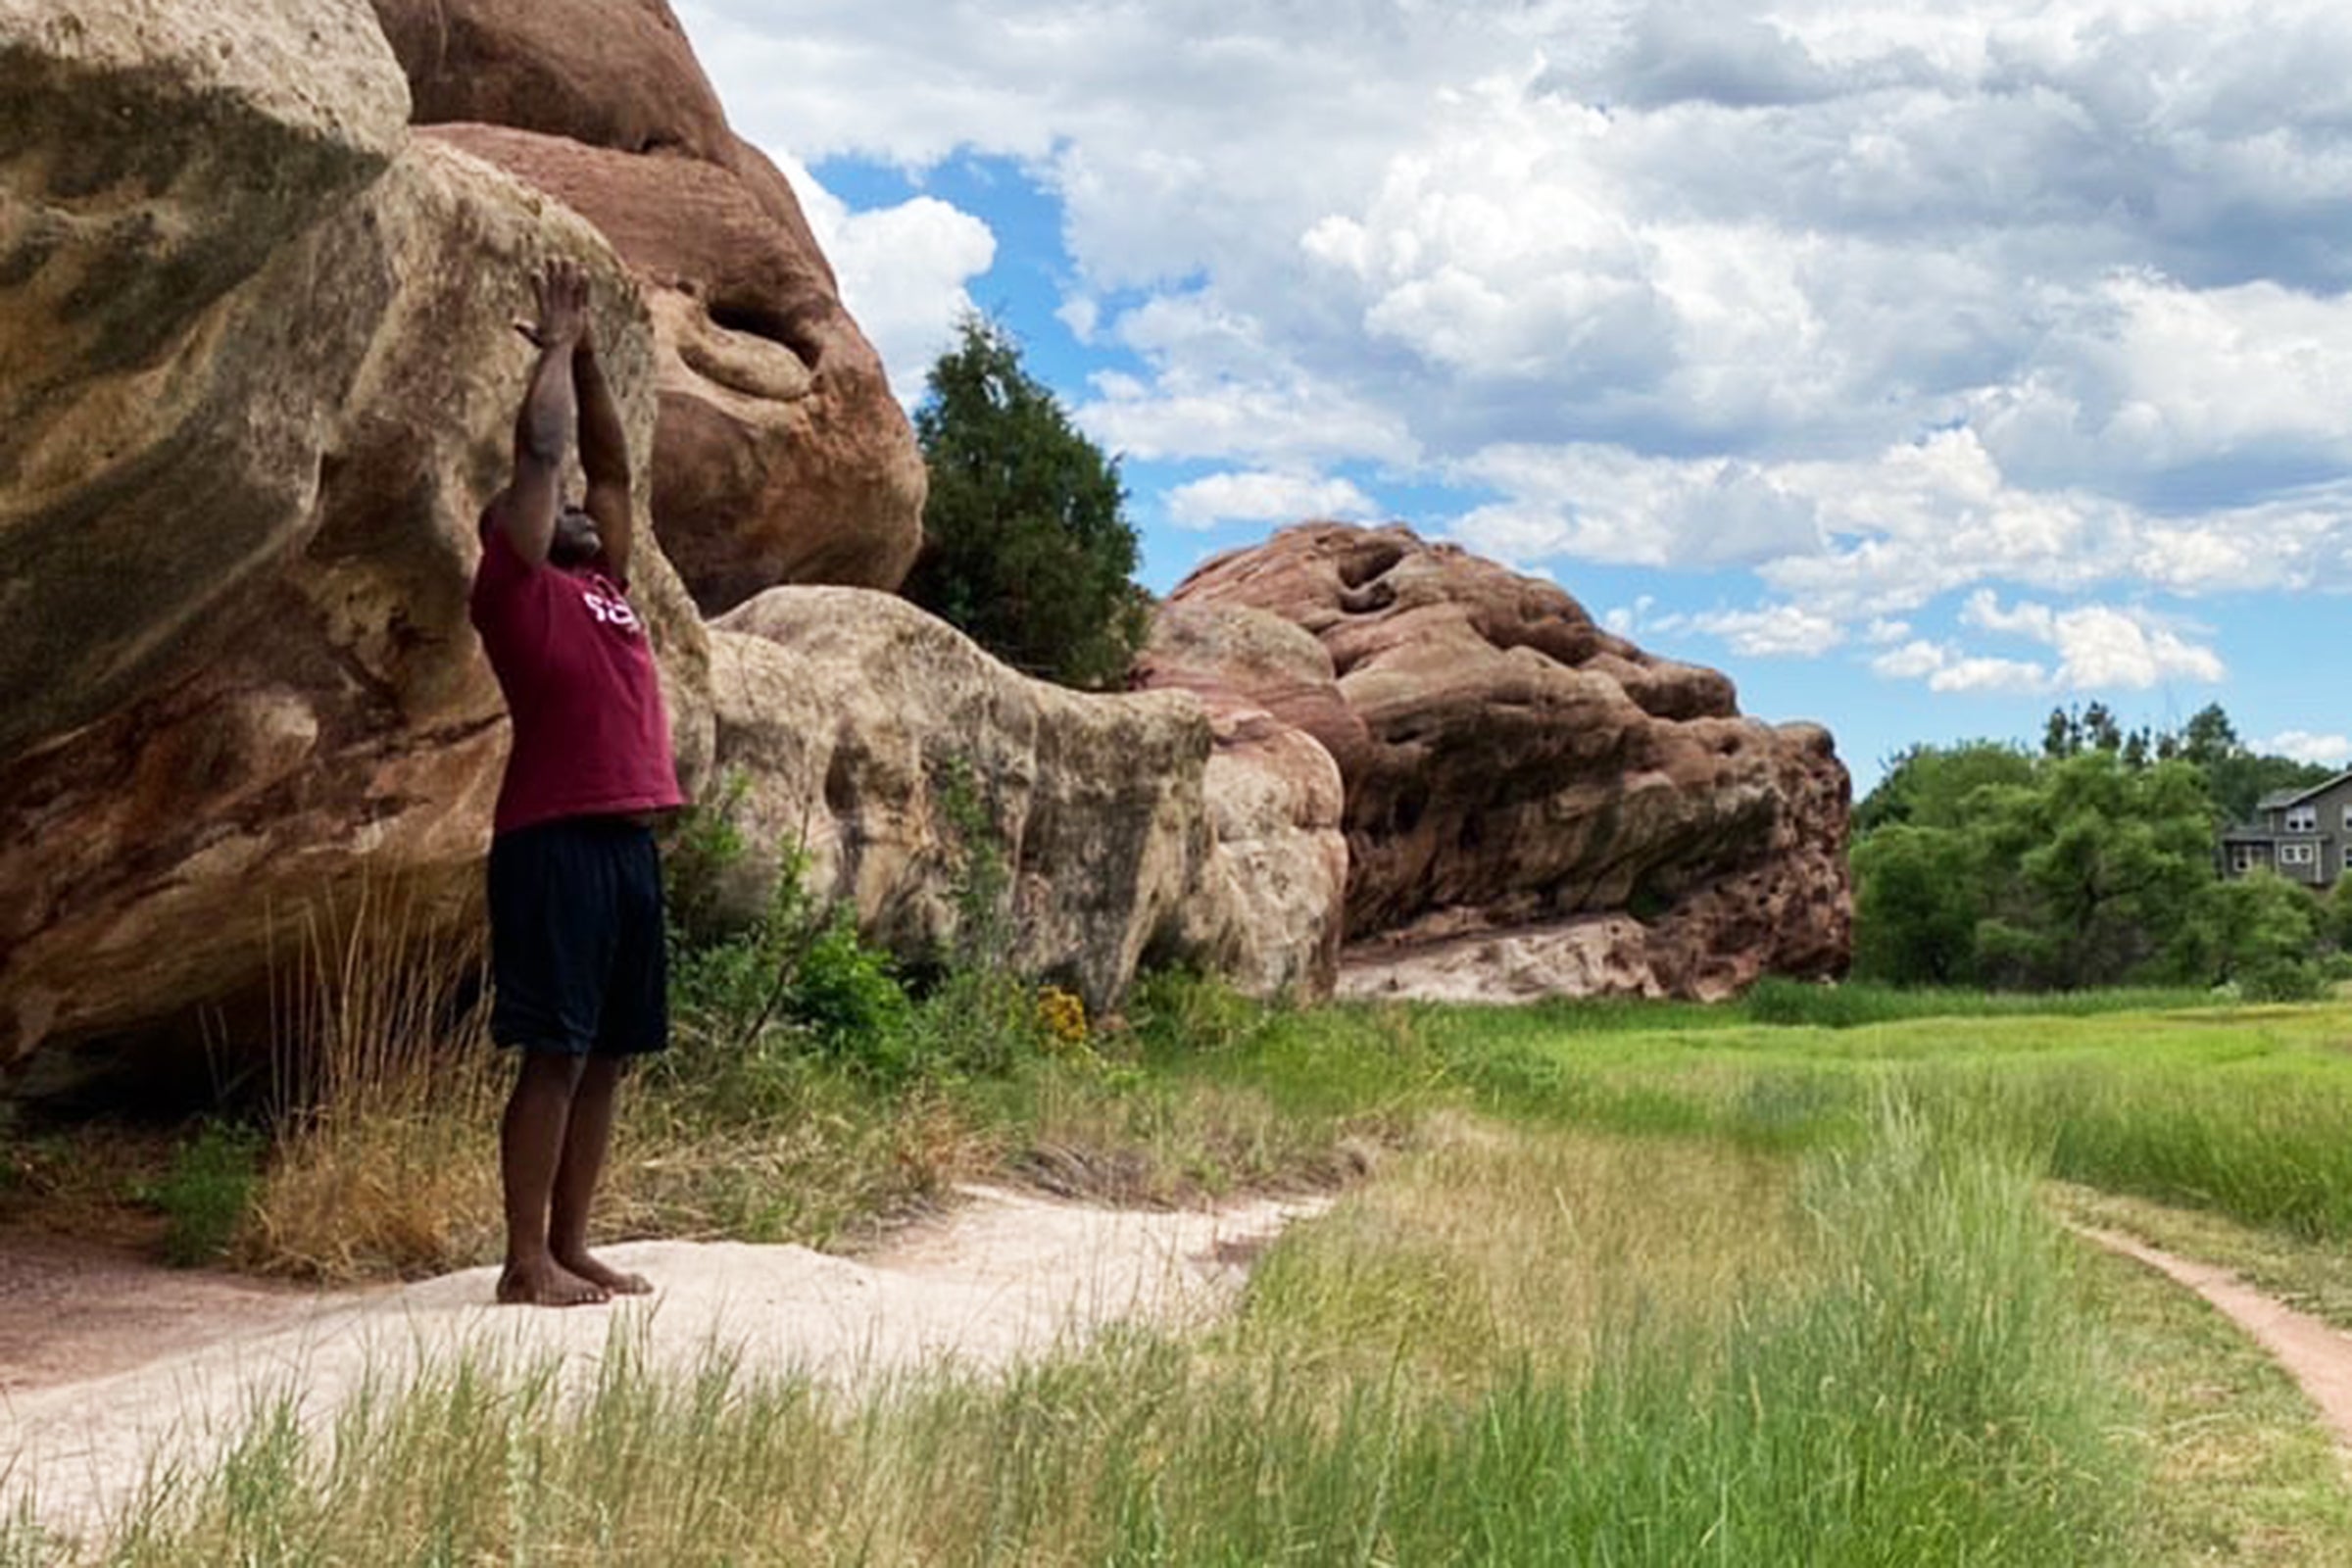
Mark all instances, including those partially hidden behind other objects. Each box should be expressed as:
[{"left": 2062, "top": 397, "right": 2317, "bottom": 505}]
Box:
[{"left": 2218, "top": 771, "right": 2352, "bottom": 890}]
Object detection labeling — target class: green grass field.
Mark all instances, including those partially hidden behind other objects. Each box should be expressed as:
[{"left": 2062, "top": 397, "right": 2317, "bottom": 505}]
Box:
[{"left": 17, "top": 983, "right": 2352, "bottom": 1565}]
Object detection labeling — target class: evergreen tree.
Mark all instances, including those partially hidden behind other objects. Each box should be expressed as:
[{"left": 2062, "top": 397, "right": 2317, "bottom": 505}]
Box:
[{"left": 903, "top": 316, "right": 1151, "bottom": 689}]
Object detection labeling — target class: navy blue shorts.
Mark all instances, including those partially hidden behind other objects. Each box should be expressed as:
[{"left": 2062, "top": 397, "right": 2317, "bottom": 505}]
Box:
[{"left": 487, "top": 817, "right": 668, "bottom": 1056}]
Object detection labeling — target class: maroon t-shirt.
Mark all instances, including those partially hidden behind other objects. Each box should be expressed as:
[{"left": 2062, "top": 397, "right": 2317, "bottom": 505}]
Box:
[{"left": 469, "top": 523, "right": 685, "bottom": 835}]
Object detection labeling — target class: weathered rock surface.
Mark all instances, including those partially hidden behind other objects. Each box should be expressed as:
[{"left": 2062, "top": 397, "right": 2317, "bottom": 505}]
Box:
[
  {"left": 367, "top": 0, "right": 925, "bottom": 608},
  {"left": 1135, "top": 606, "right": 1349, "bottom": 998},
  {"left": 0, "top": 2, "right": 711, "bottom": 1067},
  {"left": 367, "top": 0, "right": 736, "bottom": 171},
  {"left": 1165, "top": 523, "right": 1851, "bottom": 999},
  {"left": 0, "top": 0, "right": 410, "bottom": 757},
  {"left": 706, "top": 590, "right": 1339, "bottom": 1008}
]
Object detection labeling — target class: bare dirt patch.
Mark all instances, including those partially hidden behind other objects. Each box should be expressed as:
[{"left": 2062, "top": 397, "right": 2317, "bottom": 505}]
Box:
[
  {"left": 1, "top": 1185, "right": 1326, "bottom": 1542},
  {"left": 0, "top": 1230, "right": 318, "bottom": 1396}
]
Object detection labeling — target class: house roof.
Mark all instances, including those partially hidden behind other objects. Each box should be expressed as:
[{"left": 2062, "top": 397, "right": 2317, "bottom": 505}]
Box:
[{"left": 2255, "top": 769, "right": 2352, "bottom": 812}]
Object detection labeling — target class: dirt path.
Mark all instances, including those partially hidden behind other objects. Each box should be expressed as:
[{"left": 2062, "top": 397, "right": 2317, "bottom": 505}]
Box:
[
  {"left": 0, "top": 1232, "right": 320, "bottom": 1396},
  {"left": 2076, "top": 1225, "right": 2352, "bottom": 1450},
  {"left": 14, "top": 1203, "right": 2352, "bottom": 1550},
  {"left": 0, "top": 1185, "right": 1327, "bottom": 1544}
]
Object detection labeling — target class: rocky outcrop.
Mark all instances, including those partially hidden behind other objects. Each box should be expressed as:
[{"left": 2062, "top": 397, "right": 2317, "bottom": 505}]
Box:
[
  {"left": 1134, "top": 606, "right": 1349, "bottom": 998},
  {"left": 366, "top": 0, "right": 738, "bottom": 171},
  {"left": 706, "top": 591, "right": 1339, "bottom": 1010},
  {"left": 0, "top": 3, "right": 712, "bottom": 1066},
  {"left": 366, "top": 0, "right": 926, "bottom": 609},
  {"left": 1164, "top": 523, "right": 1851, "bottom": 1000}
]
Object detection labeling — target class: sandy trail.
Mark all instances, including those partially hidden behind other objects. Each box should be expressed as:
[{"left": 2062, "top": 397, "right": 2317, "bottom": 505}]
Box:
[
  {"left": 0, "top": 1185, "right": 1326, "bottom": 1541},
  {"left": 2076, "top": 1226, "right": 2352, "bottom": 1450}
]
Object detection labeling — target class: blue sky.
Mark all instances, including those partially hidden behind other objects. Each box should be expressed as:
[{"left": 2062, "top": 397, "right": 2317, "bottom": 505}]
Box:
[{"left": 675, "top": 0, "right": 2352, "bottom": 793}]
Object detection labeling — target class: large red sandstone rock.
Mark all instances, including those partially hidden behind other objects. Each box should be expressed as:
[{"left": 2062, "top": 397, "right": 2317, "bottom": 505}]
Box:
[
  {"left": 1134, "top": 605, "right": 1351, "bottom": 997},
  {"left": 706, "top": 590, "right": 1340, "bottom": 1009},
  {"left": 367, "top": 0, "right": 734, "bottom": 168},
  {"left": 1163, "top": 523, "right": 1851, "bottom": 999},
  {"left": 0, "top": 3, "right": 711, "bottom": 1068},
  {"left": 365, "top": 0, "right": 924, "bottom": 608}
]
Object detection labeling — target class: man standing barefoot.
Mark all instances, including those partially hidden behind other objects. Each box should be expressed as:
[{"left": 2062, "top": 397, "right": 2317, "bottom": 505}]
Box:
[{"left": 470, "top": 258, "right": 685, "bottom": 1306}]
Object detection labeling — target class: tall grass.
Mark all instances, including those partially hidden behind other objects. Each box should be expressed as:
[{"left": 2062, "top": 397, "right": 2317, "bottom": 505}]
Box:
[
  {"left": 1416, "top": 992, "right": 2352, "bottom": 1246},
  {"left": 233, "top": 883, "right": 504, "bottom": 1279},
  {"left": 1926, "top": 1056, "right": 2352, "bottom": 1241},
  {"left": 70, "top": 1103, "right": 2136, "bottom": 1566},
  {"left": 1131, "top": 1099, "right": 2128, "bottom": 1567}
]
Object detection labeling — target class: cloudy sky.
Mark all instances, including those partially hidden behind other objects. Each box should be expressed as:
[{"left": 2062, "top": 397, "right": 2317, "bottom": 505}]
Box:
[{"left": 675, "top": 0, "right": 2352, "bottom": 790}]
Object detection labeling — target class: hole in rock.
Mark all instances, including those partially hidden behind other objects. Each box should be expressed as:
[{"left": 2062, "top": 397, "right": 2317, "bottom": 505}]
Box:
[{"left": 1335, "top": 540, "right": 1405, "bottom": 590}]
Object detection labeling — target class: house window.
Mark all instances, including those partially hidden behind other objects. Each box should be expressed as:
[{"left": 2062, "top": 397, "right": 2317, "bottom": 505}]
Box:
[
  {"left": 2281, "top": 843, "right": 2317, "bottom": 866},
  {"left": 2287, "top": 806, "right": 2318, "bottom": 833},
  {"left": 2230, "top": 845, "right": 2263, "bottom": 873},
  {"left": 2340, "top": 802, "right": 2352, "bottom": 831}
]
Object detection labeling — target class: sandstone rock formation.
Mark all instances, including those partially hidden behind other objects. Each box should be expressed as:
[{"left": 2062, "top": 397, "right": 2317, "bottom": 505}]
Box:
[
  {"left": 1162, "top": 523, "right": 1851, "bottom": 1000},
  {"left": 0, "top": 1, "right": 712, "bottom": 1067},
  {"left": 366, "top": 0, "right": 926, "bottom": 609},
  {"left": 706, "top": 590, "right": 1340, "bottom": 1010},
  {"left": 0, "top": 0, "right": 1841, "bottom": 1090},
  {"left": 0, "top": 0, "right": 1332, "bottom": 1088},
  {"left": 1135, "top": 606, "right": 1351, "bottom": 997}
]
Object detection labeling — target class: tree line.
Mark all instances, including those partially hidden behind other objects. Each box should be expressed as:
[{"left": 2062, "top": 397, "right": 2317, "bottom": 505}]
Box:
[{"left": 1852, "top": 704, "right": 2350, "bottom": 997}]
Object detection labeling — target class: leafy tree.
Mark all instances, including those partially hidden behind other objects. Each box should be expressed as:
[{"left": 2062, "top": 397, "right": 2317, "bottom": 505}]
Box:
[
  {"left": 1852, "top": 748, "right": 2219, "bottom": 991},
  {"left": 902, "top": 316, "right": 1151, "bottom": 689},
  {"left": 2324, "top": 874, "right": 2352, "bottom": 954},
  {"left": 2150, "top": 702, "right": 2329, "bottom": 821},
  {"left": 1971, "top": 754, "right": 2214, "bottom": 989},
  {"left": 2175, "top": 702, "right": 2239, "bottom": 765},
  {"left": 1852, "top": 706, "right": 2352, "bottom": 993},
  {"left": 1849, "top": 824, "right": 1981, "bottom": 984},
  {"left": 1852, "top": 741, "right": 2034, "bottom": 836},
  {"left": 2040, "top": 702, "right": 2122, "bottom": 758},
  {"left": 2175, "top": 869, "right": 2321, "bottom": 997}
]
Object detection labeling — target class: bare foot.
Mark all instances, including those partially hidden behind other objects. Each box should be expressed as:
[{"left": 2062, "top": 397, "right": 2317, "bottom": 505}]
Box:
[
  {"left": 556, "top": 1250, "right": 653, "bottom": 1297},
  {"left": 496, "top": 1257, "right": 609, "bottom": 1307}
]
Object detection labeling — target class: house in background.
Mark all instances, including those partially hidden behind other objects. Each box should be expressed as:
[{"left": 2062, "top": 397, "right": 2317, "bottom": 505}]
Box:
[{"left": 2218, "top": 771, "right": 2352, "bottom": 889}]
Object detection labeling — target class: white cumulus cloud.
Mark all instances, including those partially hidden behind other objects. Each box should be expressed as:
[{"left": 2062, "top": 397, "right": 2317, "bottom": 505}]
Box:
[
  {"left": 1931, "top": 657, "right": 2052, "bottom": 696},
  {"left": 2260, "top": 731, "right": 2352, "bottom": 767},
  {"left": 678, "top": 0, "right": 2352, "bottom": 741},
  {"left": 1166, "top": 471, "right": 1381, "bottom": 530},
  {"left": 1961, "top": 591, "right": 2225, "bottom": 689},
  {"left": 1672, "top": 604, "right": 1846, "bottom": 659},
  {"left": 774, "top": 156, "right": 996, "bottom": 406}
]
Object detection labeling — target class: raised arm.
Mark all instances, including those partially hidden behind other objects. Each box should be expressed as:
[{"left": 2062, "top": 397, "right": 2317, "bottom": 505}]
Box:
[
  {"left": 573, "top": 322, "right": 635, "bottom": 582},
  {"left": 482, "top": 259, "right": 589, "bottom": 566}
]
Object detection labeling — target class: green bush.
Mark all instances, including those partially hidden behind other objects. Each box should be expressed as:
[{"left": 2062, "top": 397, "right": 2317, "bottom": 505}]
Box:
[
  {"left": 1127, "top": 969, "right": 1272, "bottom": 1056},
  {"left": 144, "top": 1122, "right": 265, "bottom": 1266},
  {"left": 2237, "top": 958, "right": 2327, "bottom": 1004},
  {"left": 662, "top": 767, "right": 753, "bottom": 952},
  {"left": 907, "top": 969, "right": 1050, "bottom": 1080},
  {"left": 791, "top": 911, "right": 917, "bottom": 1077},
  {"left": 670, "top": 850, "right": 921, "bottom": 1087}
]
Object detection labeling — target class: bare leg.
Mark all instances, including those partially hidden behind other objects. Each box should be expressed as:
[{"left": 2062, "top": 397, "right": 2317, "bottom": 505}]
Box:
[
  {"left": 498, "top": 1050, "right": 607, "bottom": 1306},
  {"left": 549, "top": 1054, "right": 650, "bottom": 1296}
]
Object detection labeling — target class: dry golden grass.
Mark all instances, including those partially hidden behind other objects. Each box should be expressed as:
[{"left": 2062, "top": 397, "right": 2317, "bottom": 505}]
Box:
[{"left": 234, "top": 883, "right": 505, "bottom": 1281}]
